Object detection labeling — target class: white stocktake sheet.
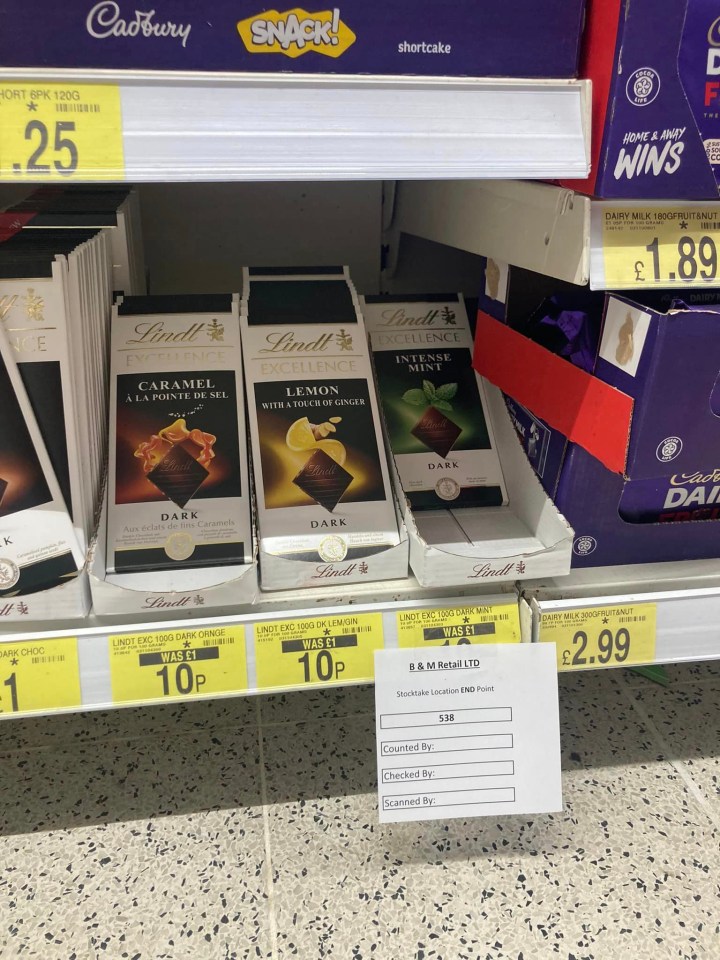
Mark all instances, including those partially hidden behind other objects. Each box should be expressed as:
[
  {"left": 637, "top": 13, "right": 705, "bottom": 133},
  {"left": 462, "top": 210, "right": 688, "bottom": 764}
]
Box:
[{"left": 374, "top": 644, "right": 562, "bottom": 823}]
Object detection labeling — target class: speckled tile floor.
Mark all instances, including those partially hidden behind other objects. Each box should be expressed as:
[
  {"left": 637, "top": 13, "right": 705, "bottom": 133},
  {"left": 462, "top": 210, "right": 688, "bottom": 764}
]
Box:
[{"left": 0, "top": 664, "right": 719, "bottom": 960}]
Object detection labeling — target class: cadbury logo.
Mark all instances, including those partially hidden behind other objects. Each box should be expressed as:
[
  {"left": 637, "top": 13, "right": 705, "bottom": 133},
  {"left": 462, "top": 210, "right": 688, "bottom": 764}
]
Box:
[
  {"left": 237, "top": 7, "right": 356, "bottom": 58},
  {"left": 670, "top": 469, "right": 720, "bottom": 486},
  {"left": 86, "top": 2, "right": 192, "bottom": 48}
]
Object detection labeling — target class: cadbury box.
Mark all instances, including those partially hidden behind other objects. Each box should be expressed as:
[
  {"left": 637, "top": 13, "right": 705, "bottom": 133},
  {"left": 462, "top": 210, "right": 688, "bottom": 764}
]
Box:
[
  {"left": 561, "top": 0, "right": 720, "bottom": 198},
  {"left": 475, "top": 257, "right": 720, "bottom": 566},
  {"left": 0, "top": 1, "right": 584, "bottom": 78}
]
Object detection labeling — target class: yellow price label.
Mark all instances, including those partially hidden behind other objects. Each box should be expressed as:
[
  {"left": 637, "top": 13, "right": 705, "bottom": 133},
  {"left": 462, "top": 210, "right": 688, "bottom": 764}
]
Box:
[
  {"left": 541, "top": 603, "right": 656, "bottom": 670},
  {"left": 0, "top": 82, "right": 124, "bottom": 181},
  {"left": 600, "top": 204, "right": 720, "bottom": 288},
  {"left": 109, "top": 625, "right": 248, "bottom": 705},
  {"left": 397, "top": 604, "right": 521, "bottom": 647},
  {"left": 254, "top": 613, "right": 383, "bottom": 689},
  {"left": 0, "top": 636, "right": 81, "bottom": 715}
]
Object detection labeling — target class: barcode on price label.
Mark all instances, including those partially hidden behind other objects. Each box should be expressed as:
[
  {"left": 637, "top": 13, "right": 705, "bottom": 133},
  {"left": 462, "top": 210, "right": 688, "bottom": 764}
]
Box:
[{"left": 541, "top": 603, "right": 657, "bottom": 670}]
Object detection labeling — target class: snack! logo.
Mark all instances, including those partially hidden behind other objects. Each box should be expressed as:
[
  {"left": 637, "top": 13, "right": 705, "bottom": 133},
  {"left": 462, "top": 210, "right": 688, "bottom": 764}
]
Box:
[{"left": 236, "top": 8, "right": 356, "bottom": 58}]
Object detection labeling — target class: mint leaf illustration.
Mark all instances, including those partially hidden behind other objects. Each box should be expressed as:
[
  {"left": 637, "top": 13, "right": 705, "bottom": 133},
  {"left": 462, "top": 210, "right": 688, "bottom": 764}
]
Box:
[
  {"left": 432, "top": 398, "right": 453, "bottom": 412},
  {"left": 423, "top": 380, "right": 436, "bottom": 400},
  {"left": 402, "top": 388, "right": 427, "bottom": 406},
  {"left": 435, "top": 382, "right": 458, "bottom": 401}
]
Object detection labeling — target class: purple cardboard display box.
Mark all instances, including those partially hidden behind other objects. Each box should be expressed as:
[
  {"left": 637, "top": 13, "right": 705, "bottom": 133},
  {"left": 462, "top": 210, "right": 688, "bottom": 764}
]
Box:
[
  {"left": 562, "top": 0, "right": 720, "bottom": 198},
  {"left": 0, "top": 1, "right": 585, "bottom": 78},
  {"left": 475, "top": 258, "right": 720, "bottom": 567}
]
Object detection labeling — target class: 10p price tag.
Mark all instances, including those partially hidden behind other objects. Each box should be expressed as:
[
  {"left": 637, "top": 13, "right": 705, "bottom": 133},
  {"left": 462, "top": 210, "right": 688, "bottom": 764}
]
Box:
[
  {"left": 109, "top": 625, "right": 248, "bottom": 705},
  {"left": 541, "top": 603, "right": 657, "bottom": 670},
  {"left": 254, "top": 613, "right": 383, "bottom": 689},
  {"left": 0, "top": 82, "right": 124, "bottom": 181}
]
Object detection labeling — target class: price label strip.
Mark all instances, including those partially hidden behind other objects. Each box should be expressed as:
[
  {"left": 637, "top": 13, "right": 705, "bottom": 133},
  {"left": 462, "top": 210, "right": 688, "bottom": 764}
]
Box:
[
  {"left": 0, "top": 82, "right": 124, "bottom": 181},
  {"left": 596, "top": 203, "right": 720, "bottom": 289},
  {"left": 541, "top": 603, "right": 657, "bottom": 671},
  {"left": 254, "top": 613, "right": 383, "bottom": 689},
  {"left": 109, "top": 625, "right": 248, "bottom": 705},
  {"left": 0, "top": 636, "right": 81, "bottom": 715},
  {"left": 396, "top": 604, "right": 521, "bottom": 648}
]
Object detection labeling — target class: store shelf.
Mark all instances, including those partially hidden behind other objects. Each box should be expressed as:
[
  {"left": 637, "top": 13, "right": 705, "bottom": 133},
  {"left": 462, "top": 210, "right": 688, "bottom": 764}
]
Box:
[
  {"left": 1, "top": 69, "right": 590, "bottom": 181},
  {"left": 393, "top": 179, "right": 591, "bottom": 284},
  {"left": 525, "top": 560, "right": 720, "bottom": 667},
  {"left": 0, "top": 578, "right": 523, "bottom": 718}
]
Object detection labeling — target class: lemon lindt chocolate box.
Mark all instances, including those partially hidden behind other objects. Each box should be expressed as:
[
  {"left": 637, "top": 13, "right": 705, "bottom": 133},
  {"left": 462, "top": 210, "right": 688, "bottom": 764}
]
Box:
[
  {"left": 106, "top": 294, "right": 253, "bottom": 575},
  {"left": 240, "top": 267, "right": 404, "bottom": 590}
]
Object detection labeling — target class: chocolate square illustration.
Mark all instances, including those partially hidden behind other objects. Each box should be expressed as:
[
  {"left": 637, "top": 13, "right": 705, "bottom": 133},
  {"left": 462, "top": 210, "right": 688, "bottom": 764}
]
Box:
[
  {"left": 293, "top": 448, "right": 352, "bottom": 512},
  {"left": 0, "top": 477, "right": 7, "bottom": 508},
  {"left": 411, "top": 405, "right": 462, "bottom": 459},
  {"left": 147, "top": 444, "right": 209, "bottom": 509}
]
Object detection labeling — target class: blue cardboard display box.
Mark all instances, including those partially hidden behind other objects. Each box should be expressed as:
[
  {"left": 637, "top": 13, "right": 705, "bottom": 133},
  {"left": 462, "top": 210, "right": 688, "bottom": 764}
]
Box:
[{"left": 474, "top": 259, "right": 720, "bottom": 567}]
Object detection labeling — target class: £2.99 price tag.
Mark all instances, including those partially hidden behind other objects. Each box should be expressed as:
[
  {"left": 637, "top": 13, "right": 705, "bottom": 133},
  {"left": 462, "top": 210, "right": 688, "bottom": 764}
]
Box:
[
  {"left": 541, "top": 603, "right": 656, "bottom": 670},
  {"left": 396, "top": 604, "right": 521, "bottom": 648},
  {"left": 0, "top": 82, "right": 124, "bottom": 181},
  {"left": 254, "top": 613, "right": 383, "bottom": 689},
  {"left": 0, "top": 636, "right": 81, "bottom": 715},
  {"left": 598, "top": 204, "right": 720, "bottom": 289},
  {"left": 109, "top": 626, "right": 248, "bottom": 705}
]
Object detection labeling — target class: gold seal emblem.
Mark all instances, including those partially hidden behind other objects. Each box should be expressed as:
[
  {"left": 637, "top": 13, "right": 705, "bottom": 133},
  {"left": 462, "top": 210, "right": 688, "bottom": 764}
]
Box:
[
  {"left": 435, "top": 477, "right": 460, "bottom": 501},
  {"left": 318, "top": 535, "right": 347, "bottom": 563},
  {"left": 164, "top": 532, "right": 195, "bottom": 562},
  {"left": 0, "top": 558, "right": 20, "bottom": 589}
]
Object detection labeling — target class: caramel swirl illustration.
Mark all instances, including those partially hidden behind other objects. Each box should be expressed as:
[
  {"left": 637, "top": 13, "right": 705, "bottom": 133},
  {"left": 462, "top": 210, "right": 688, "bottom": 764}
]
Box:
[{"left": 134, "top": 418, "right": 216, "bottom": 474}]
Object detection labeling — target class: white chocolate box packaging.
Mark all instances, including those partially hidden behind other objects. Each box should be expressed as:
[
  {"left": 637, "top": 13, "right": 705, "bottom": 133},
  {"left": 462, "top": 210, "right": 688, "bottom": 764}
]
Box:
[{"left": 241, "top": 268, "right": 408, "bottom": 590}]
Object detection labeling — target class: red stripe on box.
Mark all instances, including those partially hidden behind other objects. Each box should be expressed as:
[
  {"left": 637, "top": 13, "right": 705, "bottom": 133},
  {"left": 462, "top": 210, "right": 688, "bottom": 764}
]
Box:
[
  {"left": 0, "top": 211, "right": 36, "bottom": 243},
  {"left": 560, "top": 0, "right": 624, "bottom": 196},
  {"left": 473, "top": 310, "right": 633, "bottom": 474}
]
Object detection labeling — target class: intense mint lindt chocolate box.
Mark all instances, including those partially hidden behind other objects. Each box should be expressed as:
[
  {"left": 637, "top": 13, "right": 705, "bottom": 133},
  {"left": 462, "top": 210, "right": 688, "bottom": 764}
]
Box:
[{"left": 363, "top": 295, "right": 506, "bottom": 510}]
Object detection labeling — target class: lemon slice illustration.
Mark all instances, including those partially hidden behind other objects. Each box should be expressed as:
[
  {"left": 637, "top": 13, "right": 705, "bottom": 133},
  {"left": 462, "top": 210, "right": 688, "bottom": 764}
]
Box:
[
  {"left": 286, "top": 416, "right": 317, "bottom": 451},
  {"left": 317, "top": 439, "right": 347, "bottom": 466}
]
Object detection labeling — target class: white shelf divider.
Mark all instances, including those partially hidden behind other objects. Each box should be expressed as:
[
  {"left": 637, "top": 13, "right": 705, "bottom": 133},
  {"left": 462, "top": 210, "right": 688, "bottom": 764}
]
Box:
[
  {"left": 1, "top": 69, "right": 590, "bottom": 181},
  {"left": 393, "top": 179, "right": 591, "bottom": 284}
]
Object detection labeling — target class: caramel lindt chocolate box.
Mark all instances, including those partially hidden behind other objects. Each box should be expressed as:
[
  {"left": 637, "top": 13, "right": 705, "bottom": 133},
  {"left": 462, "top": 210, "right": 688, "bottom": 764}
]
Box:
[
  {"left": 0, "top": 323, "right": 84, "bottom": 597},
  {"left": 107, "top": 294, "right": 253, "bottom": 574},
  {"left": 241, "top": 268, "right": 404, "bottom": 590},
  {"left": 363, "top": 295, "right": 507, "bottom": 510}
]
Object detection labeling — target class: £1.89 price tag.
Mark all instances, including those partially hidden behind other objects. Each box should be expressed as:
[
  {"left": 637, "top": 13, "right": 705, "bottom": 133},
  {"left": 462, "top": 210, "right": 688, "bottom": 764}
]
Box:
[
  {"left": 254, "top": 613, "right": 383, "bottom": 689},
  {"left": 541, "top": 603, "right": 657, "bottom": 670},
  {"left": 597, "top": 203, "right": 720, "bottom": 289},
  {"left": 0, "top": 82, "right": 124, "bottom": 181},
  {"left": 109, "top": 625, "right": 248, "bottom": 705},
  {"left": 396, "top": 604, "right": 521, "bottom": 648},
  {"left": 0, "top": 636, "right": 81, "bottom": 715}
]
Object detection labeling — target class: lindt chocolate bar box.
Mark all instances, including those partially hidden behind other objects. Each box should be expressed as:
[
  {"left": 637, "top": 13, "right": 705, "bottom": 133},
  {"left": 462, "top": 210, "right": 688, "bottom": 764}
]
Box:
[
  {"left": 107, "top": 294, "right": 253, "bottom": 574},
  {"left": 562, "top": 0, "right": 720, "bottom": 198},
  {"left": 0, "top": 1, "right": 585, "bottom": 78},
  {"left": 241, "top": 268, "right": 406, "bottom": 590},
  {"left": 363, "top": 294, "right": 506, "bottom": 510},
  {"left": 475, "top": 257, "right": 720, "bottom": 567},
  {"left": 0, "top": 324, "right": 84, "bottom": 597}
]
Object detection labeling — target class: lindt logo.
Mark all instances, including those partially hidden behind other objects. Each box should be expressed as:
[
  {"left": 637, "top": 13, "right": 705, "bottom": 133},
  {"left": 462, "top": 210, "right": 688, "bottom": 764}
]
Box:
[
  {"left": 379, "top": 307, "right": 456, "bottom": 327},
  {"left": 259, "top": 329, "right": 354, "bottom": 353},
  {"left": 86, "top": 2, "right": 192, "bottom": 48},
  {"left": 236, "top": 7, "right": 356, "bottom": 58}
]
